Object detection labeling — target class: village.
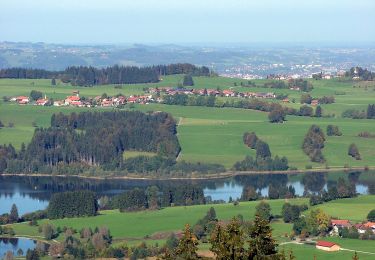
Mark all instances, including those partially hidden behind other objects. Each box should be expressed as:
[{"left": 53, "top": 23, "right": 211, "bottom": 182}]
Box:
[
  {"left": 312, "top": 219, "right": 375, "bottom": 252},
  {"left": 9, "top": 86, "right": 281, "bottom": 108}
]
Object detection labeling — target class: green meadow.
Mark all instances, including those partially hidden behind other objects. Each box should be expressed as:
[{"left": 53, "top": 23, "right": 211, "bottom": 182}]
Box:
[
  {"left": 1, "top": 76, "right": 375, "bottom": 169},
  {"left": 10, "top": 196, "right": 375, "bottom": 259}
]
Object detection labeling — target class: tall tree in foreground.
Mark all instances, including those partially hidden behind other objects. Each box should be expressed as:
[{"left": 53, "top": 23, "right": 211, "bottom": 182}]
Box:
[
  {"left": 174, "top": 224, "right": 199, "bottom": 260},
  {"left": 210, "top": 218, "right": 245, "bottom": 260},
  {"left": 247, "top": 214, "right": 278, "bottom": 259}
]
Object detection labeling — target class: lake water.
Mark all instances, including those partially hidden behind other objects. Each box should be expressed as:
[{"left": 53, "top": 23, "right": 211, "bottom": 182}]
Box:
[
  {"left": 0, "top": 238, "right": 36, "bottom": 257},
  {"left": 0, "top": 170, "right": 375, "bottom": 215}
]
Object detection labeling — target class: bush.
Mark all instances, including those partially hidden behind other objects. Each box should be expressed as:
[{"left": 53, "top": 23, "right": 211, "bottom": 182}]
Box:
[
  {"left": 367, "top": 209, "right": 375, "bottom": 222},
  {"left": 326, "top": 125, "right": 342, "bottom": 136},
  {"left": 348, "top": 143, "right": 361, "bottom": 160}
]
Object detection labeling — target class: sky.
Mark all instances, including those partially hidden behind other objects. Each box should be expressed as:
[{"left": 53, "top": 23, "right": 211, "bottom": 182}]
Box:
[{"left": 1, "top": 0, "right": 374, "bottom": 44}]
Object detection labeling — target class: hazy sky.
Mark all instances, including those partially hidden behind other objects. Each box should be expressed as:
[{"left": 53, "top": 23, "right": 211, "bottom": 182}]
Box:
[{"left": 1, "top": 0, "right": 374, "bottom": 44}]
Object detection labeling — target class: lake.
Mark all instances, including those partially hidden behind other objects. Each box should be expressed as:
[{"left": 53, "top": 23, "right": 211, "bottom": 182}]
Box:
[
  {"left": 0, "top": 237, "right": 36, "bottom": 257},
  {"left": 1, "top": 170, "right": 375, "bottom": 215}
]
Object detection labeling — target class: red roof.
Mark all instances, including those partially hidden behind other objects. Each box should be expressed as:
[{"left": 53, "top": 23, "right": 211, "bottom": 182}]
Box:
[
  {"left": 363, "top": 222, "right": 375, "bottom": 228},
  {"left": 67, "top": 96, "right": 80, "bottom": 101},
  {"left": 331, "top": 219, "right": 350, "bottom": 226},
  {"left": 316, "top": 241, "right": 337, "bottom": 248}
]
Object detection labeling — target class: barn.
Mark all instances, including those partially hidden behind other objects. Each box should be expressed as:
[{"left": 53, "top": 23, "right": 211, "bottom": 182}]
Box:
[{"left": 315, "top": 240, "right": 341, "bottom": 252}]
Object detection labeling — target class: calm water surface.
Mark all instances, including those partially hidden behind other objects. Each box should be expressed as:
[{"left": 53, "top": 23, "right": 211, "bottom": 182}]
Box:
[
  {"left": 1, "top": 170, "right": 374, "bottom": 215},
  {"left": 0, "top": 238, "right": 36, "bottom": 257}
]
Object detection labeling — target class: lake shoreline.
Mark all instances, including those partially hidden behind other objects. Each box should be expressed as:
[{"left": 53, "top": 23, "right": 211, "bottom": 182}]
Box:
[{"left": 0, "top": 166, "right": 372, "bottom": 181}]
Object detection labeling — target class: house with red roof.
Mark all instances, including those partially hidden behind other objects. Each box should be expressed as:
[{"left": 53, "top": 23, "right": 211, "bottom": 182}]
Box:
[
  {"left": 36, "top": 98, "right": 48, "bottom": 106},
  {"left": 330, "top": 219, "right": 351, "bottom": 235},
  {"left": 65, "top": 95, "right": 80, "bottom": 105},
  {"left": 16, "top": 96, "right": 30, "bottom": 104},
  {"left": 316, "top": 241, "right": 340, "bottom": 252}
]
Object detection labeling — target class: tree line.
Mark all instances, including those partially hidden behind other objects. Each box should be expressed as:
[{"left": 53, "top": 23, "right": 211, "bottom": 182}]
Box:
[
  {"left": 0, "top": 63, "right": 211, "bottom": 86},
  {"left": 162, "top": 93, "right": 321, "bottom": 120}
]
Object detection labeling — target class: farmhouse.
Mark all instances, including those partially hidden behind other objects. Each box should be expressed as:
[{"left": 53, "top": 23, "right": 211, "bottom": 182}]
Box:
[
  {"left": 16, "top": 96, "right": 30, "bottom": 104},
  {"left": 315, "top": 241, "right": 341, "bottom": 252},
  {"left": 330, "top": 219, "right": 351, "bottom": 235},
  {"left": 35, "top": 98, "right": 48, "bottom": 106},
  {"left": 65, "top": 95, "right": 80, "bottom": 105}
]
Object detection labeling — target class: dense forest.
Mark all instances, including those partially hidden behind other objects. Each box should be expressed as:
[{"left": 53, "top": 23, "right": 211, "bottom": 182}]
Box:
[
  {"left": 48, "top": 191, "right": 98, "bottom": 219},
  {"left": 0, "top": 111, "right": 227, "bottom": 176},
  {"left": 0, "top": 63, "right": 211, "bottom": 86}
]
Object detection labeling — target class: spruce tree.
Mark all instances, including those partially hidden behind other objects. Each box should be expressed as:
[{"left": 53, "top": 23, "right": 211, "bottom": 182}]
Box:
[
  {"left": 248, "top": 214, "right": 278, "bottom": 259},
  {"left": 175, "top": 224, "right": 199, "bottom": 260}
]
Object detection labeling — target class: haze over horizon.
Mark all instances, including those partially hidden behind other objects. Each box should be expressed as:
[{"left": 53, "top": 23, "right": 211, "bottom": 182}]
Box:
[{"left": 1, "top": 0, "right": 374, "bottom": 45}]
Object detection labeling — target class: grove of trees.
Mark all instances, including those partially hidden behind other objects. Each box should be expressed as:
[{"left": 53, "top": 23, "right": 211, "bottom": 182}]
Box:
[
  {"left": 47, "top": 191, "right": 98, "bottom": 219},
  {"left": 302, "top": 125, "right": 326, "bottom": 163}
]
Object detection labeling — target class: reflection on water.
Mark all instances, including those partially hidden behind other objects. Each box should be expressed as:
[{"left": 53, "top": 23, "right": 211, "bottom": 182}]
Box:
[
  {"left": 0, "top": 238, "right": 36, "bottom": 257},
  {"left": 1, "top": 170, "right": 375, "bottom": 215}
]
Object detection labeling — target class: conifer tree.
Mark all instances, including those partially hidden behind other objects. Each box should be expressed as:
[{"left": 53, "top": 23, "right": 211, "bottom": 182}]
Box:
[
  {"left": 175, "top": 224, "right": 199, "bottom": 260},
  {"left": 248, "top": 214, "right": 278, "bottom": 259}
]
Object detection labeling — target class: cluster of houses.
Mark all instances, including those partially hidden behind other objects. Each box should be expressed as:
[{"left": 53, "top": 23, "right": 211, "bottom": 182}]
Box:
[
  {"left": 11, "top": 86, "right": 279, "bottom": 108},
  {"left": 330, "top": 219, "right": 375, "bottom": 236},
  {"left": 314, "top": 219, "right": 375, "bottom": 252},
  {"left": 147, "top": 86, "right": 277, "bottom": 99},
  {"left": 11, "top": 92, "right": 154, "bottom": 108}
]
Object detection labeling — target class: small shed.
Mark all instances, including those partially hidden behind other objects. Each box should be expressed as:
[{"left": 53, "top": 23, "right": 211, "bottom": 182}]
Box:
[{"left": 316, "top": 240, "right": 340, "bottom": 252}]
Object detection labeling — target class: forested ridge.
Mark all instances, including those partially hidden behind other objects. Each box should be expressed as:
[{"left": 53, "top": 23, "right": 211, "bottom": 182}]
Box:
[{"left": 0, "top": 63, "right": 211, "bottom": 86}]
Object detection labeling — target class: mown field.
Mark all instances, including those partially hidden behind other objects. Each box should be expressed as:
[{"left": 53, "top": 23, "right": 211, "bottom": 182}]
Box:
[
  {"left": 1, "top": 76, "right": 375, "bottom": 169},
  {"left": 10, "top": 195, "right": 375, "bottom": 259}
]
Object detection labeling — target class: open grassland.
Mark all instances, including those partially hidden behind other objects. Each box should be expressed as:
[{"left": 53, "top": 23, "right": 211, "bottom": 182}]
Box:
[
  {"left": 280, "top": 241, "right": 375, "bottom": 260},
  {"left": 309, "top": 195, "right": 375, "bottom": 222},
  {"left": 9, "top": 196, "right": 375, "bottom": 259},
  {"left": 11, "top": 197, "right": 309, "bottom": 240},
  {"left": 1, "top": 77, "right": 375, "bottom": 169}
]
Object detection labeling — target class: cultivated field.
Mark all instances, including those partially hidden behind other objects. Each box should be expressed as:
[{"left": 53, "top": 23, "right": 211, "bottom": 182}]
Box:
[{"left": 1, "top": 76, "right": 375, "bottom": 169}]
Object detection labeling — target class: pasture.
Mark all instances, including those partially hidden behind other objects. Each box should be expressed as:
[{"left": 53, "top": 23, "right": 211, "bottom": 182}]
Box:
[
  {"left": 1, "top": 76, "right": 375, "bottom": 169},
  {"left": 10, "top": 196, "right": 375, "bottom": 259}
]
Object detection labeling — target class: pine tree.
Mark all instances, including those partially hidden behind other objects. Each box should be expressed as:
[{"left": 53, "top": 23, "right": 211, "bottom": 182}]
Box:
[
  {"left": 210, "top": 218, "right": 245, "bottom": 260},
  {"left": 175, "top": 224, "right": 199, "bottom": 260},
  {"left": 247, "top": 214, "right": 278, "bottom": 259}
]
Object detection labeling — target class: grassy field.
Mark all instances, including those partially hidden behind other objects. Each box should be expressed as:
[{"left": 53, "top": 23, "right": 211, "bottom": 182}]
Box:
[
  {"left": 1, "top": 77, "right": 375, "bottom": 169},
  {"left": 9, "top": 196, "right": 375, "bottom": 259}
]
